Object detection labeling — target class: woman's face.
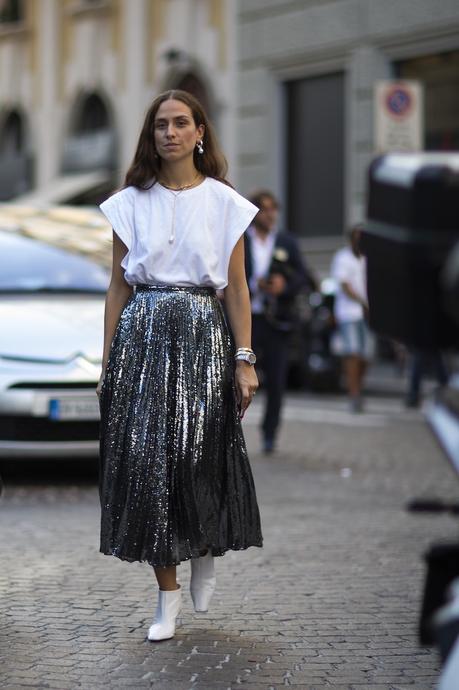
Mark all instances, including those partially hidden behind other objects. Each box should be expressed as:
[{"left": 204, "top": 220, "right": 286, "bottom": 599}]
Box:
[{"left": 154, "top": 99, "right": 205, "bottom": 163}]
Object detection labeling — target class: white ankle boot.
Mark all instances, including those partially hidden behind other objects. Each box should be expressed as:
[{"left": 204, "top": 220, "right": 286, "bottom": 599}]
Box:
[
  {"left": 147, "top": 584, "right": 182, "bottom": 641},
  {"left": 190, "top": 550, "right": 216, "bottom": 612}
]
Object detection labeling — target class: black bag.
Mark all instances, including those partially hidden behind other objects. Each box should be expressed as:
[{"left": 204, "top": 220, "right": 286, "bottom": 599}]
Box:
[
  {"left": 361, "top": 153, "right": 459, "bottom": 349},
  {"left": 263, "top": 248, "right": 299, "bottom": 332}
]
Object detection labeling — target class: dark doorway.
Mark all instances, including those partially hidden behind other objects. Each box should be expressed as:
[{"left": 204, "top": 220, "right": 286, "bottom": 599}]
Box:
[
  {"left": 286, "top": 72, "right": 345, "bottom": 238},
  {"left": 395, "top": 50, "right": 459, "bottom": 151},
  {"left": 76, "top": 93, "right": 110, "bottom": 133},
  {"left": 63, "top": 92, "right": 116, "bottom": 177},
  {"left": 0, "top": 0, "right": 24, "bottom": 24},
  {"left": 0, "top": 109, "right": 32, "bottom": 200},
  {"left": 0, "top": 111, "right": 24, "bottom": 154},
  {"left": 61, "top": 92, "right": 116, "bottom": 204}
]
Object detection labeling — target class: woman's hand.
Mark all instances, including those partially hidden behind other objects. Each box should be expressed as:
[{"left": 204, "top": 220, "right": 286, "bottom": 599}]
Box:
[
  {"left": 96, "top": 370, "right": 106, "bottom": 399},
  {"left": 235, "top": 361, "right": 259, "bottom": 419}
]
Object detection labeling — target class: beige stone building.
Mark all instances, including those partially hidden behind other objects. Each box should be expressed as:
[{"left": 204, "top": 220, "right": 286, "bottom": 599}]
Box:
[
  {"left": 2, "top": 0, "right": 459, "bottom": 273},
  {"left": 0, "top": 0, "right": 236, "bottom": 204}
]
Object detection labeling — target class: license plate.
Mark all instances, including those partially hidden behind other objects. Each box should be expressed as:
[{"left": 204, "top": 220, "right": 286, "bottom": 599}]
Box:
[{"left": 49, "top": 397, "right": 100, "bottom": 421}]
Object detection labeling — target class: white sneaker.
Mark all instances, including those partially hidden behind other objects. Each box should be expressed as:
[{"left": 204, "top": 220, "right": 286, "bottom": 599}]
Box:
[
  {"left": 190, "top": 550, "right": 216, "bottom": 612},
  {"left": 147, "top": 584, "right": 182, "bottom": 641}
]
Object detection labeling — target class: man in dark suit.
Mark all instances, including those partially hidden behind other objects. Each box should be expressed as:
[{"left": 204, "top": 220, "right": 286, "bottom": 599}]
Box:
[{"left": 245, "top": 190, "right": 315, "bottom": 453}]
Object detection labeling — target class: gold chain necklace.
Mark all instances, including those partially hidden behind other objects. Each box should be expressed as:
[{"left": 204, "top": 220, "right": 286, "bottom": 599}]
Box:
[
  {"left": 157, "top": 173, "right": 203, "bottom": 243},
  {"left": 158, "top": 172, "right": 202, "bottom": 191}
]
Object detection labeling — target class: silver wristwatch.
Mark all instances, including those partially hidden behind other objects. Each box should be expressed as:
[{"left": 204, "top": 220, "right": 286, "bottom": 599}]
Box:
[{"left": 234, "top": 348, "right": 256, "bottom": 365}]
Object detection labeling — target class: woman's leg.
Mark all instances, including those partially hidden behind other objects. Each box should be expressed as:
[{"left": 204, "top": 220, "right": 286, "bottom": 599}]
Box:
[
  {"left": 153, "top": 565, "right": 179, "bottom": 591},
  {"left": 343, "top": 355, "right": 361, "bottom": 397},
  {"left": 358, "top": 357, "right": 368, "bottom": 389},
  {"left": 190, "top": 549, "right": 216, "bottom": 612},
  {"left": 148, "top": 565, "right": 182, "bottom": 641}
]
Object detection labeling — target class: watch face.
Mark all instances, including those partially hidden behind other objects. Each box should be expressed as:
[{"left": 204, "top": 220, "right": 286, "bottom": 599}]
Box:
[{"left": 236, "top": 352, "right": 256, "bottom": 364}]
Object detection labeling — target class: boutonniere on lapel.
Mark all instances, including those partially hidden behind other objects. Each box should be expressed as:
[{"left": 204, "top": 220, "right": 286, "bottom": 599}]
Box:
[
  {"left": 268, "top": 247, "right": 292, "bottom": 281},
  {"left": 272, "top": 248, "right": 289, "bottom": 262}
]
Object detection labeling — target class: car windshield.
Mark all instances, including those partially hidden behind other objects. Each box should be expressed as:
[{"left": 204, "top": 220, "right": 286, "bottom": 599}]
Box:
[{"left": 0, "top": 230, "right": 109, "bottom": 293}]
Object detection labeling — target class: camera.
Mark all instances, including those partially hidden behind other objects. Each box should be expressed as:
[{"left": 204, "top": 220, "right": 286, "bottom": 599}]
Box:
[
  {"left": 361, "top": 153, "right": 459, "bottom": 688},
  {"left": 361, "top": 153, "right": 459, "bottom": 349}
]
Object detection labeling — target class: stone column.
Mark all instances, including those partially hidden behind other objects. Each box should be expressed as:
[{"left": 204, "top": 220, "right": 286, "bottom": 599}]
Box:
[
  {"left": 120, "top": 0, "right": 148, "bottom": 174},
  {"left": 36, "top": 0, "right": 60, "bottom": 189},
  {"left": 346, "top": 45, "right": 391, "bottom": 225}
]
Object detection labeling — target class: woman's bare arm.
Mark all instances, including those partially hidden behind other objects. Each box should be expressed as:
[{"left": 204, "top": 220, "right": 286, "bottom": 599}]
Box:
[
  {"left": 224, "top": 237, "right": 252, "bottom": 349},
  {"left": 224, "top": 236, "right": 258, "bottom": 417},
  {"left": 99, "top": 232, "right": 133, "bottom": 380}
]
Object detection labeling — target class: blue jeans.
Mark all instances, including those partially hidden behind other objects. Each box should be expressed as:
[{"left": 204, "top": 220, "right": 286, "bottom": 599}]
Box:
[{"left": 338, "top": 319, "right": 372, "bottom": 359}]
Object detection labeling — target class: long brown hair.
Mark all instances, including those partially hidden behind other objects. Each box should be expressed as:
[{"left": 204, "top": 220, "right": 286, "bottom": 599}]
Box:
[{"left": 124, "top": 89, "right": 229, "bottom": 189}]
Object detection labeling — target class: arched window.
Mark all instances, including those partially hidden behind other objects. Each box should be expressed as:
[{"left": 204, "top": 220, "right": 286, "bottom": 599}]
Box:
[
  {"left": 0, "top": 111, "right": 23, "bottom": 154},
  {"left": 0, "top": 109, "right": 32, "bottom": 200},
  {"left": 0, "top": 0, "right": 24, "bottom": 23},
  {"left": 62, "top": 92, "right": 116, "bottom": 175},
  {"left": 174, "top": 73, "right": 212, "bottom": 117},
  {"left": 76, "top": 93, "right": 110, "bottom": 133}
]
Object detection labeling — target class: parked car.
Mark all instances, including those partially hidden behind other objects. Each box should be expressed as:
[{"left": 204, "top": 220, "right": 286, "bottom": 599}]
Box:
[{"left": 0, "top": 229, "right": 109, "bottom": 458}]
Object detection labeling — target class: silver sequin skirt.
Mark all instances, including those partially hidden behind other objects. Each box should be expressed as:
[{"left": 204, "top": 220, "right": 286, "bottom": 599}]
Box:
[{"left": 98, "top": 284, "right": 263, "bottom": 567}]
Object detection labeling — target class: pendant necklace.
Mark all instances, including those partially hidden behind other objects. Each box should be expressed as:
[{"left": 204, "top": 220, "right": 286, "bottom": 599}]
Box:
[{"left": 158, "top": 173, "right": 203, "bottom": 244}]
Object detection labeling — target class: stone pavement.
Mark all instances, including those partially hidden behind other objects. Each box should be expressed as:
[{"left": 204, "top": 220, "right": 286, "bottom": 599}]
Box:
[{"left": 1, "top": 393, "right": 459, "bottom": 690}]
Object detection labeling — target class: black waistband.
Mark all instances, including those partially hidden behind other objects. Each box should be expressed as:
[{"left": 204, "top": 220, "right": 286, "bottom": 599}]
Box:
[{"left": 135, "top": 284, "right": 216, "bottom": 295}]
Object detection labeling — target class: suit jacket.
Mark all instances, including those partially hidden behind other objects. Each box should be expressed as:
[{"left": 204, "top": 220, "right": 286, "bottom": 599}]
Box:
[{"left": 244, "top": 229, "right": 314, "bottom": 330}]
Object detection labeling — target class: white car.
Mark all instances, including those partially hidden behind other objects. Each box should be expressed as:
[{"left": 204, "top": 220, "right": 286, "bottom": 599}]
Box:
[{"left": 0, "top": 229, "right": 109, "bottom": 458}]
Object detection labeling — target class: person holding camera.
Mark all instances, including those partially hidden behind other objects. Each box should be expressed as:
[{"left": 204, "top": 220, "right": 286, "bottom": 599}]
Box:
[{"left": 244, "top": 190, "right": 314, "bottom": 453}]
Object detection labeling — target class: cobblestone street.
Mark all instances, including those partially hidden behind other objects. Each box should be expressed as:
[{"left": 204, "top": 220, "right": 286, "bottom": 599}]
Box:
[{"left": 1, "top": 393, "right": 458, "bottom": 690}]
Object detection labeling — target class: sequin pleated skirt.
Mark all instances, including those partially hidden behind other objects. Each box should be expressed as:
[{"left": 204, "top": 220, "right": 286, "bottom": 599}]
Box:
[{"left": 98, "top": 284, "right": 263, "bottom": 567}]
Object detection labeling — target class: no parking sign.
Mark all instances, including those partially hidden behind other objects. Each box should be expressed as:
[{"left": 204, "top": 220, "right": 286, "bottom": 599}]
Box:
[{"left": 374, "top": 80, "right": 423, "bottom": 153}]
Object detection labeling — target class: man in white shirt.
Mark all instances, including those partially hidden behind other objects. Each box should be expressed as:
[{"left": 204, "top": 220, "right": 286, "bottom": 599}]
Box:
[
  {"left": 245, "top": 190, "right": 314, "bottom": 452},
  {"left": 331, "top": 224, "right": 372, "bottom": 412}
]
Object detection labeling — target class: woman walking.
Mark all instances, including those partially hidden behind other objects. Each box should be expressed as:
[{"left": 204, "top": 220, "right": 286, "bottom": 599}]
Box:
[{"left": 96, "top": 90, "right": 263, "bottom": 642}]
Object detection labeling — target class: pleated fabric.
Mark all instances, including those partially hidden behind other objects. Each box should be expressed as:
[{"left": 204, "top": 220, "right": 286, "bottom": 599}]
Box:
[{"left": 98, "top": 284, "right": 263, "bottom": 567}]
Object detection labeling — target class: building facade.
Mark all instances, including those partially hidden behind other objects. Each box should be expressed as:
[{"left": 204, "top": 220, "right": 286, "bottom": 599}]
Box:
[
  {"left": 0, "top": 0, "right": 236, "bottom": 204},
  {"left": 1, "top": 1, "right": 459, "bottom": 274},
  {"left": 237, "top": 0, "right": 459, "bottom": 271}
]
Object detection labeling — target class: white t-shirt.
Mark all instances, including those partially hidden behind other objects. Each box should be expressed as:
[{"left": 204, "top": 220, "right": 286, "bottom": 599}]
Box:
[
  {"left": 99, "top": 177, "right": 258, "bottom": 290},
  {"left": 331, "top": 246, "right": 368, "bottom": 323},
  {"left": 246, "top": 225, "right": 277, "bottom": 314}
]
